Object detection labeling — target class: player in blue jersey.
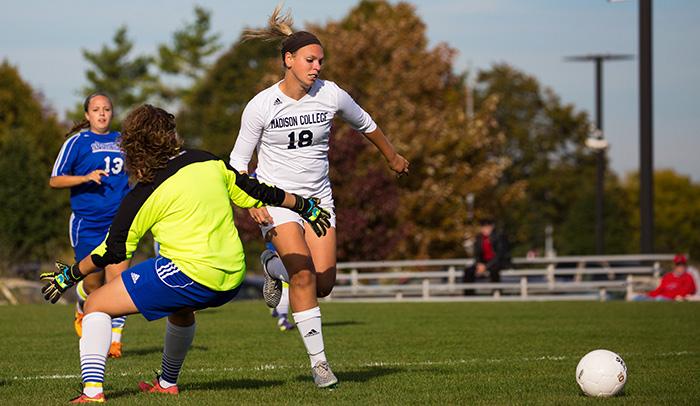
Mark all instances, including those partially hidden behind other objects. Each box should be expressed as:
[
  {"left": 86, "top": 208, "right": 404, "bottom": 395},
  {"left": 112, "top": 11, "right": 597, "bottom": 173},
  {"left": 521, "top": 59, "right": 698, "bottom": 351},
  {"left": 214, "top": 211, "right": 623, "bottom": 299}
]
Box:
[{"left": 50, "top": 92, "right": 131, "bottom": 357}]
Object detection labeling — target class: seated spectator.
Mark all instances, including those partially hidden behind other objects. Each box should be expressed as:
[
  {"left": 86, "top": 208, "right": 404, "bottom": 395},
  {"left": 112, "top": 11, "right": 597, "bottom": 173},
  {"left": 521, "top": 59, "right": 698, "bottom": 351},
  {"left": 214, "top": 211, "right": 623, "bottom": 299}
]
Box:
[
  {"left": 463, "top": 218, "right": 511, "bottom": 295},
  {"left": 686, "top": 265, "right": 700, "bottom": 301},
  {"left": 636, "top": 254, "right": 696, "bottom": 301}
]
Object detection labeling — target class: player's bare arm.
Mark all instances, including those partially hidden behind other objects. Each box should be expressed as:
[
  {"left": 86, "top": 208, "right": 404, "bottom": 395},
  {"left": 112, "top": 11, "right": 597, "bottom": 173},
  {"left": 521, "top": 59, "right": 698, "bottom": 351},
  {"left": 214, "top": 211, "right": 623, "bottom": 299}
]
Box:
[
  {"left": 363, "top": 127, "right": 409, "bottom": 175},
  {"left": 49, "top": 169, "right": 109, "bottom": 188}
]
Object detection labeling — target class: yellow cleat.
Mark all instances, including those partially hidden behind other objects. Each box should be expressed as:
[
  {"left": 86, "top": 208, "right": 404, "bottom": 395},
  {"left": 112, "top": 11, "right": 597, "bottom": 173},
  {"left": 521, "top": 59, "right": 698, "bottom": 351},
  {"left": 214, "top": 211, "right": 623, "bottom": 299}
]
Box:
[
  {"left": 74, "top": 310, "right": 84, "bottom": 338},
  {"left": 108, "top": 341, "right": 122, "bottom": 358}
]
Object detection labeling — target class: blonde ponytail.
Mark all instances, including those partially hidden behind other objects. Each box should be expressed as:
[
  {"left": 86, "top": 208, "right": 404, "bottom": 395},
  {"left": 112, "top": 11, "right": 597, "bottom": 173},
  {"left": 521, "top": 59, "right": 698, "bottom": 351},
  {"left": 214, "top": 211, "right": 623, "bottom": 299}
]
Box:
[
  {"left": 243, "top": 3, "right": 294, "bottom": 41},
  {"left": 243, "top": 2, "right": 322, "bottom": 67}
]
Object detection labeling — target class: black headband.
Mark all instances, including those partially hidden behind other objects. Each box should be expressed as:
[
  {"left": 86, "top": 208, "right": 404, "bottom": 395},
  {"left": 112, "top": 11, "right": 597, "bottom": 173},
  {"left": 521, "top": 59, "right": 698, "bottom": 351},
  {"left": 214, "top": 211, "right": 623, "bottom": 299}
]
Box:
[{"left": 281, "top": 31, "right": 322, "bottom": 58}]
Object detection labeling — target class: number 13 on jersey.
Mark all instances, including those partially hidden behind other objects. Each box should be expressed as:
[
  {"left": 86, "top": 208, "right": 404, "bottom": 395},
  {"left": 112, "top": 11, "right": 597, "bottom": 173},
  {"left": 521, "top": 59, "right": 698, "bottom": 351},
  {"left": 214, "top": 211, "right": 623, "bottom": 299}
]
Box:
[
  {"left": 104, "top": 156, "right": 124, "bottom": 174},
  {"left": 287, "top": 130, "right": 314, "bottom": 149}
]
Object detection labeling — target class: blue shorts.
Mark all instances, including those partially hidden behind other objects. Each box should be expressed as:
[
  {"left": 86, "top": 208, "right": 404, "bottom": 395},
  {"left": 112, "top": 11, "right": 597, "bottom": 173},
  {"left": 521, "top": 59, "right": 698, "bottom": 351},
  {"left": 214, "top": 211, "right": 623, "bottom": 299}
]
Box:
[
  {"left": 122, "top": 256, "right": 240, "bottom": 321},
  {"left": 70, "top": 214, "right": 110, "bottom": 262}
]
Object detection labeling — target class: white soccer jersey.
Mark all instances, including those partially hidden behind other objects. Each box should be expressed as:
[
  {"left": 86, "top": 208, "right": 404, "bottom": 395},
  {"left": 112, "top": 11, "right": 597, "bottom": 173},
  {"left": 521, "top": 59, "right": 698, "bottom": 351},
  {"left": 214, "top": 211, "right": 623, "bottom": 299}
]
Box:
[{"left": 229, "top": 79, "right": 377, "bottom": 208}]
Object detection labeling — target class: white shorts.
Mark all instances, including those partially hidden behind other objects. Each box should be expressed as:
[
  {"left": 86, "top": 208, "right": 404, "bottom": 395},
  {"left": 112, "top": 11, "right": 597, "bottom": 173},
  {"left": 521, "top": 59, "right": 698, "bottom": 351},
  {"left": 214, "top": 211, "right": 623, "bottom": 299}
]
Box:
[{"left": 260, "top": 206, "right": 336, "bottom": 239}]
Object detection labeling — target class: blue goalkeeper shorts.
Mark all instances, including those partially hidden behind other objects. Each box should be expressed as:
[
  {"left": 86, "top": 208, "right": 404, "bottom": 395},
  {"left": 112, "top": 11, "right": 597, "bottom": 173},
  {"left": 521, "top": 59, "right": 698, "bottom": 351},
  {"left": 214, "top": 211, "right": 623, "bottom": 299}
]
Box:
[{"left": 122, "top": 256, "right": 240, "bottom": 321}]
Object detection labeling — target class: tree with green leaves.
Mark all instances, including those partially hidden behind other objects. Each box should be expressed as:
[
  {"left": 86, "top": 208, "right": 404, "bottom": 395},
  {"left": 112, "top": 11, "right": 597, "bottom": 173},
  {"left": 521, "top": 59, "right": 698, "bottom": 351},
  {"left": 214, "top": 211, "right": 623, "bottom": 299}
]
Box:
[
  {"left": 473, "top": 64, "right": 598, "bottom": 255},
  {"left": 156, "top": 6, "right": 221, "bottom": 104},
  {"left": 622, "top": 170, "right": 700, "bottom": 256},
  {"left": 0, "top": 61, "right": 69, "bottom": 272},
  {"left": 557, "top": 175, "right": 635, "bottom": 255},
  {"left": 69, "top": 26, "right": 156, "bottom": 122},
  {"left": 177, "top": 37, "right": 280, "bottom": 158}
]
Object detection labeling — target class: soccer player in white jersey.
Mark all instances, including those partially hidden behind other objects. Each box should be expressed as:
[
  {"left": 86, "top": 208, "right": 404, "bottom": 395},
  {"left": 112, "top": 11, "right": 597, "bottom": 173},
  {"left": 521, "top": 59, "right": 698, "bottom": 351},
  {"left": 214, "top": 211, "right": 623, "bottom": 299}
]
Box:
[{"left": 229, "top": 6, "right": 409, "bottom": 388}]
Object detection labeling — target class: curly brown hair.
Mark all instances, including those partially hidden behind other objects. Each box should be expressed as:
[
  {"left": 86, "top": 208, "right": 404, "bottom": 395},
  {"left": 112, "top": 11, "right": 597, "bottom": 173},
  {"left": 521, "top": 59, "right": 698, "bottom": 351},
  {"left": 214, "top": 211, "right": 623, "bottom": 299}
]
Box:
[{"left": 120, "top": 104, "right": 183, "bottom": 184}]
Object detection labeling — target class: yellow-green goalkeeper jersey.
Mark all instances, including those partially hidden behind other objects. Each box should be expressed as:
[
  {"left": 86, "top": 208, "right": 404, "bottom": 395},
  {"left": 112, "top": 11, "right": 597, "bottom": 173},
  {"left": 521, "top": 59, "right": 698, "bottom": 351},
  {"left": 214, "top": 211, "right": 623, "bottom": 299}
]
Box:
[{"left": 90, "top": 149, "right": 286, "bottom": 291}]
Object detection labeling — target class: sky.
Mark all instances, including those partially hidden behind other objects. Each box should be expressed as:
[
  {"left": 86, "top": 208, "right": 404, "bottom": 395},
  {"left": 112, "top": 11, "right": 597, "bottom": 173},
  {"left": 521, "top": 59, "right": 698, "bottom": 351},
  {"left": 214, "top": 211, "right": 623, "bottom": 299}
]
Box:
[{"left": 1, "top": 0, "right": 698, "bottom": 181}]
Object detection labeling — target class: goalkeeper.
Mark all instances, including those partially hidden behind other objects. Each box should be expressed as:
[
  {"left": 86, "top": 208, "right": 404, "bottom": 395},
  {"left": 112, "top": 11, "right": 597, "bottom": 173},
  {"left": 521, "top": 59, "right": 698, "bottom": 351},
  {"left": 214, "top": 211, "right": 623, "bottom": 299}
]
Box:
[{"left": 40, "top": 104, "right": 331, "bottom": 403}]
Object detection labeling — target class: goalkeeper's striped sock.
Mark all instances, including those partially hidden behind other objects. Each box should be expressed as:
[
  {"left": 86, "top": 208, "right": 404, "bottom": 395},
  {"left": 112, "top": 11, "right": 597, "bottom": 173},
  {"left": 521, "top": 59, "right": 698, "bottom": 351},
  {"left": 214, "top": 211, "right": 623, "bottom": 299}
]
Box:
[
  {"left": 111, "top": 316, "right": 126, "bottom": 343},
  {"left": 159, "top": 320, "right": 195, "bottom": 388},
  {"left": 79, "top": 312, "right": 112, "bottom": 397}
]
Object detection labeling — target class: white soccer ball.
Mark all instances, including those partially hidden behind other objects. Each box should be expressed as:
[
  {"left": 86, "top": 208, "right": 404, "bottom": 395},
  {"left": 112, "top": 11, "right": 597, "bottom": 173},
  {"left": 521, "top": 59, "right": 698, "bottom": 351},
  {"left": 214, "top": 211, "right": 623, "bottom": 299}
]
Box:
[{"left": 575, "top": 349, "right": 627, "bottom": 397}]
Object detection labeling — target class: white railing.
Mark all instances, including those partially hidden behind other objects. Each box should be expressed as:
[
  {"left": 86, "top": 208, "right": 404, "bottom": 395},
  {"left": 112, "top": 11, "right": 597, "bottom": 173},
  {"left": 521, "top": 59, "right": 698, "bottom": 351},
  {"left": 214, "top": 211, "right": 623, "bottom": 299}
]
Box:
[
  {"left": 328, "top": 254, "right": 673, "bottom": 302},
  {"left": 1, "top": 254, "right": 675, "bottom": 304},
  {"left": 0, "top": 278, "right": 43, "bottom": 305}
]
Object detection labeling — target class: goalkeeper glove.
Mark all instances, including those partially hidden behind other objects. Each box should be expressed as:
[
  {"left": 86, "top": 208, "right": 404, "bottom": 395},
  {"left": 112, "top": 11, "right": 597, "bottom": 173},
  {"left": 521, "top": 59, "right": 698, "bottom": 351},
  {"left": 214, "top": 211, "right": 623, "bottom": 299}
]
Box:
[
  {"left": 293, "top": 195, "right": 332, "bottom": 237},
  {"left": 40, "top": 261, "right": 85, "bottom": 304}
]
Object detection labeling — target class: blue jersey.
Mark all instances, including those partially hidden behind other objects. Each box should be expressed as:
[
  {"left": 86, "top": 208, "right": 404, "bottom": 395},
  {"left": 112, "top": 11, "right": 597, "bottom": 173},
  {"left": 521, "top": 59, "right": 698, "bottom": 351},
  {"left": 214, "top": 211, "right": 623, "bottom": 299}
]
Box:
[{"left": 52, "top": 130, "right": 130, "bottom": 223}]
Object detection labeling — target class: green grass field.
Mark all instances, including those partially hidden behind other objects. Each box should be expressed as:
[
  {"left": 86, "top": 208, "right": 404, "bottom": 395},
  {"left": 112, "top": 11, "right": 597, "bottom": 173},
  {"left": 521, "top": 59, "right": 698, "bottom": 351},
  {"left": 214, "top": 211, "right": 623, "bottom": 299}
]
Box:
[{"left": 1, "top": 301, "right": 698, "bottom": 405}]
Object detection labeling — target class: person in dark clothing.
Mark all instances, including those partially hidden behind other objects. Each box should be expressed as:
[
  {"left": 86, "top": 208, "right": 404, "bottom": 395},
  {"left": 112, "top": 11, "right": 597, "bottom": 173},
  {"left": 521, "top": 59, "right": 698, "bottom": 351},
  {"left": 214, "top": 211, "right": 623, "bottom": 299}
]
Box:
[{"left": 464, "top": 219, "right": 511, "bottom": 295}]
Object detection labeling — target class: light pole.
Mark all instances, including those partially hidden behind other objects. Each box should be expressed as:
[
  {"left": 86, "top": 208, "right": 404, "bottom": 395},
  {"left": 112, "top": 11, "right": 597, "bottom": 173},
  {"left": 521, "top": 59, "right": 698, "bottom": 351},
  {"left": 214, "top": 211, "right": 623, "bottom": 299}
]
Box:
[
  {"left": 638, "top": 0, "right": 653, "bottom": 253},
  {"left": 607, "top": 0, "right": 654, "bottom": 252},
  {"left": 565, "top": 53, "right": 633, "bottom": 254}
]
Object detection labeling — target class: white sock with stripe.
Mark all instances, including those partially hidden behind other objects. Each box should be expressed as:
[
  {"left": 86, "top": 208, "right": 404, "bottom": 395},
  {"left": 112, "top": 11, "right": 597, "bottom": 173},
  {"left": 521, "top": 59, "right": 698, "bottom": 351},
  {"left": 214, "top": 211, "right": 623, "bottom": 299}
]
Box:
[
  {"left": 79, "top": 312, "right": 112, "bottom": 397},
  {"left": 292, "top": 306, "right": 327, "bottom": 367},
  {"left": 159, "top": 320, "right": 196, "bottom": 388},
  {"left": 111, "top": 316, "right": 126, "bottom": 343}
]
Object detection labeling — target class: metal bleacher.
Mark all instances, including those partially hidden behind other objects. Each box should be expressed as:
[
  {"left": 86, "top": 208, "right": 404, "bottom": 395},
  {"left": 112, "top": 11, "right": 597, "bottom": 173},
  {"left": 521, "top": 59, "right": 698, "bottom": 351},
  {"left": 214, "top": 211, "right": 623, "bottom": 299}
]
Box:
[
  {"left": 0, "top": 254, "right": 676, "bottom": 304},
  {"left": 325, "top": 254, "right": 674, "bottom": 302}
]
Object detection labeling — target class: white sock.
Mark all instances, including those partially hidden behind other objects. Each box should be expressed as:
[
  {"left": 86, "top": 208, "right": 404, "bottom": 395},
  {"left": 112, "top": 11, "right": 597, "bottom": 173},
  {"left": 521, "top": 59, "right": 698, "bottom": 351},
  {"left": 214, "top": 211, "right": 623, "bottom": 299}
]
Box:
[
  {"left": 265, "top": 253, "right": 289, "bottom": 283},
  {"left": 292, "top": 306, "right": 327, "bottom": 367},
  {"left": 159, "top": 320, "right": 196, "bottom": 388},
  {"left": 276, "top": 284, "right": 290, "bottom": 315},
  {"left": 79, "top": 312, "right": 112, "bottom": 397}
]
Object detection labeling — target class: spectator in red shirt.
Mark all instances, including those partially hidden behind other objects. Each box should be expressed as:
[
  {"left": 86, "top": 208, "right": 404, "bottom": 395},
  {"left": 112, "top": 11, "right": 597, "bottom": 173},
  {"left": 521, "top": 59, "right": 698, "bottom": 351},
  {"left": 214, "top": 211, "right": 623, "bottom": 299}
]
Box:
[
  {"left": 638, "top": 254, "right": 697, "bottom": 301},
  {"left": 464, "top": 218, "right": 511, "bottom": 295}
]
